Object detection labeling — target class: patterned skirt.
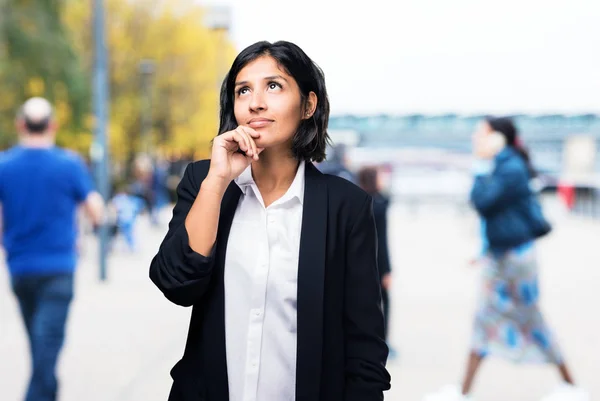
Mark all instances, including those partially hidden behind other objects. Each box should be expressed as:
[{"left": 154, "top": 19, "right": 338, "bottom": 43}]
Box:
[{"left": 471, "top": 245, "right": 563, "bottom": 364}]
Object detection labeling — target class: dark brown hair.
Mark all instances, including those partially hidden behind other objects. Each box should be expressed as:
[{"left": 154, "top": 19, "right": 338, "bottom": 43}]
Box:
[{"left": 218, "top": 41, "right": 331, "bottom": 162}]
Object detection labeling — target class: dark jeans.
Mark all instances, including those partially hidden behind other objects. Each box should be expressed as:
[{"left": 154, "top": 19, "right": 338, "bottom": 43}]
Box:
[{"left": 11, "top": 273, "right": 74, "bottom": 401}]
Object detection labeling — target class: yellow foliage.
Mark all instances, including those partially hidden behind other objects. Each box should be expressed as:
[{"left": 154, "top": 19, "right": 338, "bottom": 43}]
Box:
[
  {"left": 63, "top": 0, "right": 236, "bottom": 162},
  {"left": 27, "top": 77, "right": 45, "bottom": 97}
]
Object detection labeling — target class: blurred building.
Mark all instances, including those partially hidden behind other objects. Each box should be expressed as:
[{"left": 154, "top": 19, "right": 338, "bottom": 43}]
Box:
[{"left": 329, "top": 114, "right": 600, "bottom": 173}]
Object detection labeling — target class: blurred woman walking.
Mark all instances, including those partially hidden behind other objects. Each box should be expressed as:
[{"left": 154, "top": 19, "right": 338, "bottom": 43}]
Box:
[{"left": 423, "top": 117, "right": 588, "bottom": 401}]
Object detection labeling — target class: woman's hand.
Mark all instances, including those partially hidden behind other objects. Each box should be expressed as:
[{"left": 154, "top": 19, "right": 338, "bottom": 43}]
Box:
[
  {"left": 473, "top": 131, "right": 506, "bottom": 160},
  {"left": 381, "top": 273, "right": 392, "bottom": 290},
  {"left": 207, "top": 126, "right": 264, "bottom": 184}
]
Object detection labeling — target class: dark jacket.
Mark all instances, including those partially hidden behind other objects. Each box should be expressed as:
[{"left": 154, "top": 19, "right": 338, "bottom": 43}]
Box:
[
  {"left": 470, "top": 147, "right": 533, "bottom": 251},
  {"left": 150, "top": 160, "right": 391, "bottom": 401},
  {"left": 372, "top": 194, "right": 391, "bottom": 278}
]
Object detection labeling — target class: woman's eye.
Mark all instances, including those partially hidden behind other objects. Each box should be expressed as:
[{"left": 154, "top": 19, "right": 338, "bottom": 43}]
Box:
[
  {"left": 237, "top": 87, "right": 249, "bottom": 96},
  {"left": 268, "top": 82, "right": 281, "bottom": 90}
]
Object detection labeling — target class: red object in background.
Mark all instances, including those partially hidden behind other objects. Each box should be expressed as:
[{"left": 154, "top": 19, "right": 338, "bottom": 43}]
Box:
[{"left": 557, "top": 182, "right": 575, "bottom": 210}]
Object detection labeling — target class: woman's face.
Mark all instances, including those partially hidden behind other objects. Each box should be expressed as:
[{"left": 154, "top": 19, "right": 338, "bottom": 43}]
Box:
[
  {"left": 473, "top": 120, "right": 493, "bottom": 140},
  {"left": 233, "top": 55, "right": 315, "bottom": 153},
  {"left": 472, "top": 120, "right": 507, "bottom": 159},
  {"left": 472, "top": 120, "right": 493, "bottom": 149}
]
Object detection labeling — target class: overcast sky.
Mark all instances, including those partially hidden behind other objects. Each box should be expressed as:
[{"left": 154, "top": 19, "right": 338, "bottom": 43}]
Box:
[{"left": 202, "top": 0, "right": 600, "bottom": 115}]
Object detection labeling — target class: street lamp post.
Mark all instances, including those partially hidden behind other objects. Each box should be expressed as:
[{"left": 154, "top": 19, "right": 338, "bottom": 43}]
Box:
[
  {"left": 92, "top": 0, "right": 111, "bottom": 281},
  {"left": 139, "top": 59, "right": 155, "bottom": 156},
  {"left": 204, "top": 6, "right": 232, "bottom": 102}
]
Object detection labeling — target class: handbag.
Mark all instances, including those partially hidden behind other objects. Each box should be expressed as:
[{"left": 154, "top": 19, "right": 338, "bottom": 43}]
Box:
[{"left": 526, "top": 193, "right": 552, "bottom": 238}]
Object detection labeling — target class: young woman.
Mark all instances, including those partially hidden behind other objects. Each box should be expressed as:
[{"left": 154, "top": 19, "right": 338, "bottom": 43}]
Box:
[
  {"left": 424, "top": 117, "right": 587, "bottom": 401},
  {"left": 150, "top": 41, "right": 391, "bottom": 401}
]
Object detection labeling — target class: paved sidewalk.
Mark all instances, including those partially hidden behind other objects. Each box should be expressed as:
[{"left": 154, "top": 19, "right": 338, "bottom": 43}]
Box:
[
  {"left": 0, "top": 213, "right": 190, "bottom": 401},
  {"left": 1, "top": 202, "right": 598, "bottom": 401}
]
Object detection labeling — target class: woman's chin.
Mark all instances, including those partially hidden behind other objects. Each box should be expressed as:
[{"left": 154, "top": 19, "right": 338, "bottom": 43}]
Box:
[
  {"left": 253, "top": 136, "right": 293, "bottom": 155},
  {"left": 254, "top": 137, "right": 273, "bottom": 149}
]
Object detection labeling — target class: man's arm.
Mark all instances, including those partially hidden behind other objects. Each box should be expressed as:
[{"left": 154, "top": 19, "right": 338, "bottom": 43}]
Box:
[
  {"left": 82, "top": 191, "right": 105, "bottom": 227},
  {"left": 71, "top": 155, "right": 105, "bottom": 227}
]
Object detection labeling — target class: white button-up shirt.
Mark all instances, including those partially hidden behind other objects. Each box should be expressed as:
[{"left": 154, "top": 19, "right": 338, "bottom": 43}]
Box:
[{"left": 225, "top": 161, "right": 305, "bottom": 401}]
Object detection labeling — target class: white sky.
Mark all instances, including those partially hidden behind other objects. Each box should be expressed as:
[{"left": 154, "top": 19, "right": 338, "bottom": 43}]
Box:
[{"left": 202, "top": 0, "right": 600, "bottom": 115}]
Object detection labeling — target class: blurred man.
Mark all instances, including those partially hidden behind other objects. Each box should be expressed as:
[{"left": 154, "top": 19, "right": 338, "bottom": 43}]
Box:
[{"left": 0, "top": 97, "right": 104, "bottom": 401}]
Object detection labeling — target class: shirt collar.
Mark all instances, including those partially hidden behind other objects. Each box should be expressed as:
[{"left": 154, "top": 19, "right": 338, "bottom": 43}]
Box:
[{"left": 235, "top": 160, "right": 305, "bottom": 205}]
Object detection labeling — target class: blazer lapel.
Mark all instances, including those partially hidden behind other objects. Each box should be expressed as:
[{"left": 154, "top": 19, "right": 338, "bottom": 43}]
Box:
[
  {"left": 296, "top": 162, "right": 328, "bottom": 401},
  {"left": 204, "top": 181, "right": 241, "bottom": 400}
]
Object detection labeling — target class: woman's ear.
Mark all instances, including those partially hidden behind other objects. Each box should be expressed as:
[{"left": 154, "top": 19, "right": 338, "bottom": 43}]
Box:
[{"left": 303, "top": 91, "right": 318, "bottom": 119}]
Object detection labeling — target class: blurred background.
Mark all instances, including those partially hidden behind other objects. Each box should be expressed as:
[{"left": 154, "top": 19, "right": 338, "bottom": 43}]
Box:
[{"left": 1, "top": 0, "right": 599, "bottom": 400}]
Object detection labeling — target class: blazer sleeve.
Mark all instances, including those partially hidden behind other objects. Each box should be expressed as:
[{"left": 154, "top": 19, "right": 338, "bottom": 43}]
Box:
[
  {"left": 344, "top": 195, "right": 391, "bottom": 401},
  {"left": 149, "top": 161, "right": 215, "bottom": 307}
]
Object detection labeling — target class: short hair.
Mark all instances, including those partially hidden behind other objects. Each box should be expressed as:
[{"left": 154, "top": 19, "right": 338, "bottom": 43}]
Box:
[
  {"left": 17, "top": 97, "right": 54, "bottom": 134},
  {"left": 218, "top": 41, "right": 330, "bottom": 162}
]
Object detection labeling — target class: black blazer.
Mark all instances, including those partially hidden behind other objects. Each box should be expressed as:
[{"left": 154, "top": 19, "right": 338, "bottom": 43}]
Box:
[{"left": 150, "top": 160, "right": 391, "bottom": 401}]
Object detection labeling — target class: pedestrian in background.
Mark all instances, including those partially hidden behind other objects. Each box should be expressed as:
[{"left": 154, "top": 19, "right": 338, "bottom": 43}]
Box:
[
  {"left": 0, "top": 98, "right": 104, "bottom": 401},
  {"left": 423, "top": 117, "right": 588, "bottom": 401}
]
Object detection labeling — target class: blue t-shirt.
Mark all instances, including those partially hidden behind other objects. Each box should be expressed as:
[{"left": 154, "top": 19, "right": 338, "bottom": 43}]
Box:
[{"left": 0, "top": 146, "right": 94, "bottom": 276}]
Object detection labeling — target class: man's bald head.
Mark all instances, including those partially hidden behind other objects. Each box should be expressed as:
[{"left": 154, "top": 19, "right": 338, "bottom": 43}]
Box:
[{"left": 17, "top": 97, "right": 55, "bottom": 135}]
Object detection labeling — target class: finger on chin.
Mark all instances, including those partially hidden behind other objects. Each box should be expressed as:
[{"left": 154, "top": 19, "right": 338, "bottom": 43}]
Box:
[{"left": 241, "top": 125, "right": 260, "bottom": 138}]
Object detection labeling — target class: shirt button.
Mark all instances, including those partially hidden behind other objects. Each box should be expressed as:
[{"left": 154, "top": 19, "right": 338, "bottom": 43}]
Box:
[{"left": 255, "top": 310, "right": 261, "bottom": 316}]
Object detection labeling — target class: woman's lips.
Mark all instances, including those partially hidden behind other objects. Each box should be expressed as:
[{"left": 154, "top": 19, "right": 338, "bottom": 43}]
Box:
[{"left": 248, "top": 119, "right": 273, "bottom": 128}]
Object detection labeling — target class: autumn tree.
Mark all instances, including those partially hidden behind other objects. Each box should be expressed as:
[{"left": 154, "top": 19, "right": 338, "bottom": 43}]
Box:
[
  {"left": 0, "top": 0, "right": 88, "bottom": 149},
  {"left": 0, "top": 0, "right": 235, "bottom": 166},
  {"left": 64, "top": 0, "right": 236, "bottom": 165}
]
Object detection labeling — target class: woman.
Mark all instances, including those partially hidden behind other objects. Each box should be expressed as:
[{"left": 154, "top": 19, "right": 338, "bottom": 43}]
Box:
[
  {"left": 357, "top": 167, "right": 394, "bottom": 349},
  {"left": 424, "top": 117, "right": 587, "bottom": 401},
  {"left": 149, "top": 41, "right": 390, "bottom": 401}
]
